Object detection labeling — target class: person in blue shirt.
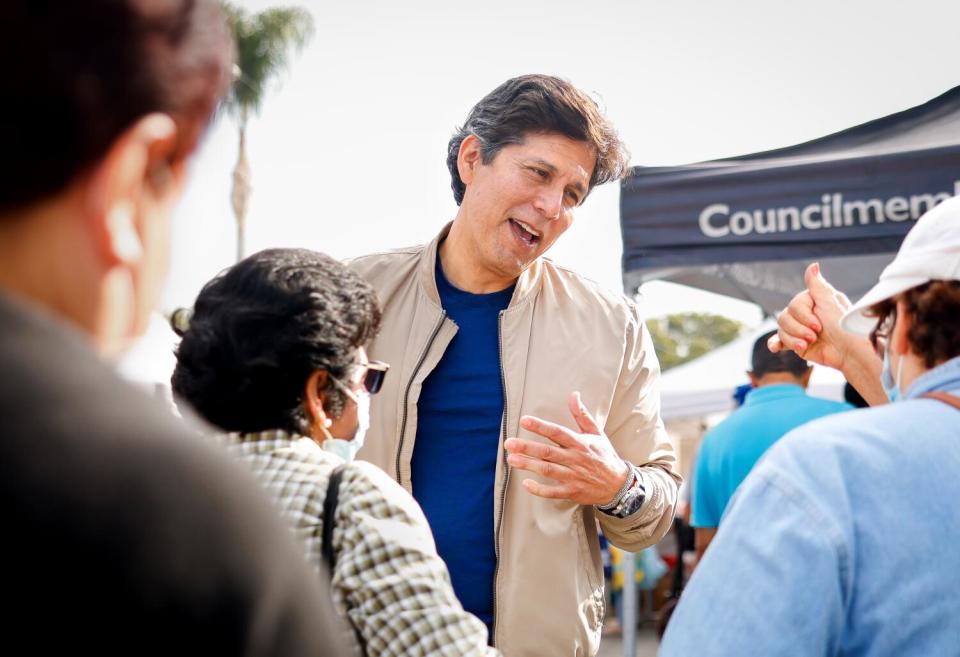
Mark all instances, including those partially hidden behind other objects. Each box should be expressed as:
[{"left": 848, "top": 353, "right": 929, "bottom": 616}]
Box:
[
  {"left": 662, "top": 196, "right": 960, "bottom": 656},
  {"left": 691, "top": 330, "right": 851, "bottom": 557},
  {"left": 350, "top": 76, "right": 679, "bottom": 656}
]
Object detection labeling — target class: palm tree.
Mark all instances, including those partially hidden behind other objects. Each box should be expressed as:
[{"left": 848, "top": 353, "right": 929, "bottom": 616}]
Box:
[{"left": 222, "top": 2, "right": 313, "bottom": 261}]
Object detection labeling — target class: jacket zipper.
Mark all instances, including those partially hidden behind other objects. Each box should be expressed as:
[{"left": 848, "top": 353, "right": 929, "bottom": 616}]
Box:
[
  {"left": 394, "top": 310, "right": 447, "bottom": 484},
  {"left": 491, "top": 310, "right": 510, "bottom": 646}
]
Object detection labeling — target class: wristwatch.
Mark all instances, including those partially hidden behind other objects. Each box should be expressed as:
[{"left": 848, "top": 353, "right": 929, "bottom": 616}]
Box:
[{"left": 596, "top": 462, "right": 646, "bottom": 519}]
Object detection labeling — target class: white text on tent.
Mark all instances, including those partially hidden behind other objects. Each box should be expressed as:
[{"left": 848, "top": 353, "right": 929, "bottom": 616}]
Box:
[{"left": 698, "top": 182, "right": 960, "bottom": 238}]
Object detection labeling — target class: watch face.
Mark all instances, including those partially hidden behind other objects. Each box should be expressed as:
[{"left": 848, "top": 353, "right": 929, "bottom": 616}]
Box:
[{"left": 613, "top": 472, "right": 646, "bottom": 518}]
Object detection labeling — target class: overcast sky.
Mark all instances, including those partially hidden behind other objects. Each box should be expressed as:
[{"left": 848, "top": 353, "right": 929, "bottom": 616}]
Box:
[{"left": 162, "top": 0, "right": 960, "bottom": 329}]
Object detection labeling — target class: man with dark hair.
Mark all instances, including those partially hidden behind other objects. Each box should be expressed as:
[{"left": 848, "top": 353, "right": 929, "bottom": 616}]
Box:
[
  {"left": 690, "top": 330, "right": 851, "bottom": 556},
  {"left": 0, "top": 2, "right": 347, "bottom": 654},
  {"left": 349, "top": 74, "right": 679, "bottom": 656}
]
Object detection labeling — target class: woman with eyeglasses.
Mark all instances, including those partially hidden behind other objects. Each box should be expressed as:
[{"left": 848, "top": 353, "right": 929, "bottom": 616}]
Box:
[
  {"left": 171, "top": 248, "right": 498, "bottom": 657},
  {"left": 661, "top": 198, "right": 960, "bottom": 656}
]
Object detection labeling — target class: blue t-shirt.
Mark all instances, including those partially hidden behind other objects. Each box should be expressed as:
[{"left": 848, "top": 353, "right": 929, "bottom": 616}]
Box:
[
  {"left": 691, "top": 383, "right": 851, "bottom": 528},
  {"left": 410, "top": 258, "right": 514, "bottom": 638}
]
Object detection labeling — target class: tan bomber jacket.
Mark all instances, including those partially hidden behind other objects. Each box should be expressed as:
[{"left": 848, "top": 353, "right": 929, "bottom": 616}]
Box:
[{"left": 348, "top": 225, "right": 680, "bottom": 657}]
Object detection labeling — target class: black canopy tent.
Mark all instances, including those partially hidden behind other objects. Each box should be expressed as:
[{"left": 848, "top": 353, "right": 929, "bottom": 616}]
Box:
[{"left": 620, "top": 86, "right": 960, "bottom": 315}]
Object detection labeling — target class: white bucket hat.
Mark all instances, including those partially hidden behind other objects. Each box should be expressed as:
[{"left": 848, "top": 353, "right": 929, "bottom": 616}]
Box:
[{"left": 841, "top": 195, "right": 960, "bottom": 335}]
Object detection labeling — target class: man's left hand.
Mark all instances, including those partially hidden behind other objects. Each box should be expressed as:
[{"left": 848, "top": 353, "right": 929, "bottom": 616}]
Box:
[{"left": 504, "top": 391, "right": 630, "bottom": 506}]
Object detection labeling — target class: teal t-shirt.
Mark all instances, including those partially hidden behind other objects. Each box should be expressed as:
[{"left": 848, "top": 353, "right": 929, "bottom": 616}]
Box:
[{"left": 691, "top": 384, "right": 851, "bottom": 528}]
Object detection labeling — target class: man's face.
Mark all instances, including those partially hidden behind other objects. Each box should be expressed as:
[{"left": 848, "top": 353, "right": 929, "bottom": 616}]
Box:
[{"left": 458, "top": 132, "right": 596, "bottom": 283}]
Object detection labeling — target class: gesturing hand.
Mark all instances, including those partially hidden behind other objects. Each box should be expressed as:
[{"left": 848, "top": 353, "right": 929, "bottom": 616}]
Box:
[
  {"left": 768, "top": 262, "right": 853, "bottom": 370},
  {"left": 504, "top": 391, "right": 629, "bottom": 506}
]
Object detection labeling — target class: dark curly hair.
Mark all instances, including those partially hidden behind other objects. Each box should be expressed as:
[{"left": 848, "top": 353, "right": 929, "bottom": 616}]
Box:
[
  {"left": 868, "top": 280, "right": 960, "bottom": 369},
  {"left": 171, "top": 248, "right": 381, "bottom": 435},
  {"left": 446, "top": 74, "right": 629, "bottom": 205}
]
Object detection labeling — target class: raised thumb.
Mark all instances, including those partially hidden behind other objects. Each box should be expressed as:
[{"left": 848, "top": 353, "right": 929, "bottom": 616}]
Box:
[{"left": 804, "top": 262, "right": 835, "bottom": 303}]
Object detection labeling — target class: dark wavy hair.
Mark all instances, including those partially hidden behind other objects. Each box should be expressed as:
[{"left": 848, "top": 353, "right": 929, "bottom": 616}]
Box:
[
  {"left": 868, "top": 280, "right": 960, "bottom": 369},
  {"left": 446, "top": 74, "right": 629, "bottom": 205},
  {"left": 171, "top": 248, "right": 381, "bottom": 435}
]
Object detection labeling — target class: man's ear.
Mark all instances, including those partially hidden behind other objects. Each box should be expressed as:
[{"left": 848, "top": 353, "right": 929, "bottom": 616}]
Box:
[
  {"left": 83, "top": 113, "right": 178, "bottom": 268},
  {"left": 800, "top": 367, "right": 813, "bottom": 388},
  {"left": 457, "top": 134, "right": 483, "bottom": 187},
  {"left": 304, "top": 368, "right": 332, "bottom": 429},
  {"left": 747, "top": 371, "right": 759, "bottom": 388}
]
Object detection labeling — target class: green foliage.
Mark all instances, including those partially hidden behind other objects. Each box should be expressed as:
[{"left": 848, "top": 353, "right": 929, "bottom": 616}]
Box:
[
  {"left": 222, "top": 2, "right": 314, "bottom": 121},
  {"left": 647, "top": 313, "right": 743, "bottom": 371}
]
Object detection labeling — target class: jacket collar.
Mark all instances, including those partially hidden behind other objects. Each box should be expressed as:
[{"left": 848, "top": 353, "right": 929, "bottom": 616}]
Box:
[
  {"left": 418, "top": 221, "right": 544, "bottom": 310},
  {"left": 904, "top": 354, "right": 960, "bottom": 398}
]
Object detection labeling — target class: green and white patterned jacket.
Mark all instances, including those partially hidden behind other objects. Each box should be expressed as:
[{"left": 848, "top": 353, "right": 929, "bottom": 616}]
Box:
[{"left": 218, "top": 430, "right": 498, "bottom": 657}]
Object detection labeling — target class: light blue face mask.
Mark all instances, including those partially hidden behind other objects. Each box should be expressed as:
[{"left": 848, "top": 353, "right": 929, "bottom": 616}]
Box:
[
  {"left": 880, "top": 349, "right": 899, "bottom": 402},
  {"left": 321, "top": 435, "right": 364, "bottom": 463},
  {"left": 320, "top": 378, "right": 370, "bottom": 462},
  {"left": 880, "top": 341, "right": 903, "bottom": 403}
]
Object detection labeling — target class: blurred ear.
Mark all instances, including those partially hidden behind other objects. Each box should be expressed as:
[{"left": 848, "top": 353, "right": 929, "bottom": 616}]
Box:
[
  {"left": 82, "top": 113, "right": 179, "bottom": 268},
  {"left": 747, "top": 371, "right": 759, "bottom": 388},
  {"left": 800, "top": 367, "right": 813, "bottom": 388},
  {"left": 304, "top": 368, "right": 332, "bottom": 430},
  {"left": 457, "top": 134, "right": 483, "bottom": 187}
]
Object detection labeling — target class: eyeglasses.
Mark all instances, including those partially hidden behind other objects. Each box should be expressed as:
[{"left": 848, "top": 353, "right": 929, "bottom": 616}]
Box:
[
  {"left": 331, "top": 360, "right": 390, "bottom": 398},
  {"left": 357, "top": 360, "right": 389, "bottom": 395}
]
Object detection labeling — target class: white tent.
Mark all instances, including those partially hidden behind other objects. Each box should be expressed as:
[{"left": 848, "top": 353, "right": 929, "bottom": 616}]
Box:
[{"left": 658, "top": 325, "right": 847, "bottom": 421}]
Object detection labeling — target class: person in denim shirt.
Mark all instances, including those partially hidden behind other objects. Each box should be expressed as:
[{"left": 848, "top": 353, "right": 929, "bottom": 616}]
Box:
[{"left": 662, "top": 196, "right": 960, "bottom": 656}]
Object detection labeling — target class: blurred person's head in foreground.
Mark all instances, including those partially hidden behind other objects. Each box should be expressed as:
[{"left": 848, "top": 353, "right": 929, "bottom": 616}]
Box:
[
  {"left": 443, "top": 74, "right": 629, "bottom": 291},
  {"left": 0, "top": 0, "right": 232, "bottom": 354},
  {"left": 0, "top": 4, "right": 355, "bottom": 653},
  {"left": 749, "top": 329, "right": 812, "bottom": 388},
  {"left": 172, "top": 248, "right": 385, "bottom": 461},
  {"left": 841, "top": 196, "right": 960, "bottom": 400}
]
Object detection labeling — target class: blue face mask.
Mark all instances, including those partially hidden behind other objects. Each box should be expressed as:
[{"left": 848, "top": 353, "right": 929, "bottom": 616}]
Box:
[
  {"left": 319, "top": 382, "right": 370, "bottom": 462},
  {"left": 321, "top": 436, "right": 364, "bottom": 463},
  {"left": 881, "top": 342, "right": 902, "bottom": 403}
]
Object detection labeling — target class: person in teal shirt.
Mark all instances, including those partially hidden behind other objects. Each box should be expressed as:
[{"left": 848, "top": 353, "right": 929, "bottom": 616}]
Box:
[{"left": 691, "top": 330, "right": 851, "bottom": 556}]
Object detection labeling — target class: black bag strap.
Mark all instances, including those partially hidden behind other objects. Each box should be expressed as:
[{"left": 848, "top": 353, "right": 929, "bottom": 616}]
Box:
[
  {"left": 320, "top": 464, "right": 368, "bottom": 656},
  {"left": 321, "top": 464, "right": 347, "bottom": 572}
]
